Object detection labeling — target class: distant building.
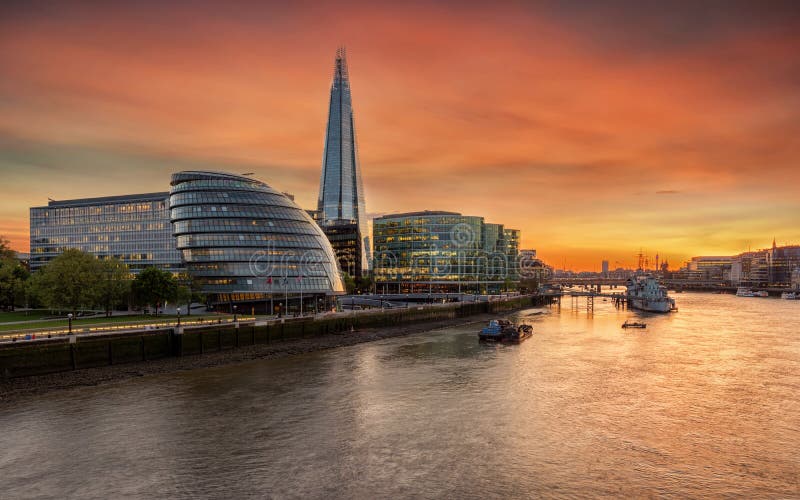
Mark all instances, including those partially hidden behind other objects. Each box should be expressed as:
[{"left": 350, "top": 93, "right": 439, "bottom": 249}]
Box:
[
  {"left": 687, "top": 256, "right": 733, "bottom": 281},
  {"left": 316, "top": 48, "right": 371, "bottom": 277},
  {"left": 601, "top": 260, "right": 609, "bottom": 276},
  {"left": 372, "top": 211, "right": 520, "bottom": 294},
  {"left": 29, "top": 193, "right": 183, "bottom": 274},
  {"left": 518, "top": 249, "right": 551, "bottom": 287},
  {"left": 792, "top": 267, "right": 800, "bottom": 290}
]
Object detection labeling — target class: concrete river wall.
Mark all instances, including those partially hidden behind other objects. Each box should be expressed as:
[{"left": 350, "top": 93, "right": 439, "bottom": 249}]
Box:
[{"left": 0, "top": 295, "right": 548, "bottom": 379}]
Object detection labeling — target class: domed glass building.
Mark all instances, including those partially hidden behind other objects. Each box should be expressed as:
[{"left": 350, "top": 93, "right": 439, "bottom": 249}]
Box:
[{"left": 169, "top": 171, "right": 344, "bottom": 314}]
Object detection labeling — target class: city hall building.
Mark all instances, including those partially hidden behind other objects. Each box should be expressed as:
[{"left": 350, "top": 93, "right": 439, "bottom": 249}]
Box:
[
  {"left": 29, "top": 193, "right": 183, "bottom": 273},
  {"left": 372, "top": 211, "right": 521, "bottom": 294},
  {"left": 169, "top": 171, "right": 344, "bottom": 312}
]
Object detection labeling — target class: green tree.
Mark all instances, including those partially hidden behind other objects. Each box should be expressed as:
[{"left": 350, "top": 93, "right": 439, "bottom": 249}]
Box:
[
  {"left": 29, "top": 249, "right": 104, "bottom": 313},
  {"left": 0, "top": 236, "right": 16, "bottom": 260},
  {"left": 176, "top": 272, "right": 204, "bottom": 316},
  {"left": 132, "top": 267, "right": 178, "bottom": 315},
  {"left": 342, "top": 272, "right": 357, "bottom": 294},
  {"left": 0, "top": 256, "right": 29, "bottom": 310},
  {"left": 98, "top": 258, "right": 132, "bottom": 317}
]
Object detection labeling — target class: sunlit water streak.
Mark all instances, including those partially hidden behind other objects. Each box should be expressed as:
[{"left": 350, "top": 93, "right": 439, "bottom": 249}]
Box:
[{"left": 1, "top": 292, "right": 799, "bottom": 498}]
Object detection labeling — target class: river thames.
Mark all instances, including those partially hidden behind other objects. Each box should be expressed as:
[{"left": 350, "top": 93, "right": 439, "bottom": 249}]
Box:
[{"left": 1, "top": 292, "right": 799, "bottom": 498}]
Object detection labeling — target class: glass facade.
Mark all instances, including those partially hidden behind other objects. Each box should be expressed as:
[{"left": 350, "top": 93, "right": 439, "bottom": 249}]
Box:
[
  {"left": 29, "top": 193, "right": 183, "bottom": 273},
  {"left": 317, "top": 47, "right": 370, "bottom": 275},
  {"left": 372, "top": 211, "right": 521, "bottom": 294},
  {"left": 170, "top": 171, "right": 344, "bottom": 310}
]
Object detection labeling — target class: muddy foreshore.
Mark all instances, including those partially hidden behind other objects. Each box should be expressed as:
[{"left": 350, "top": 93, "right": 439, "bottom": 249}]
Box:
[{"left": 0, "top": 313, "right": 500, "bottom": 403}]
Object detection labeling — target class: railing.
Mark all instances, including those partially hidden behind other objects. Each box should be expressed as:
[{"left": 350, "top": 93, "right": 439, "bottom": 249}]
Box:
[{"left": 0, "top": 316, "right": 256, "bottom": 342}]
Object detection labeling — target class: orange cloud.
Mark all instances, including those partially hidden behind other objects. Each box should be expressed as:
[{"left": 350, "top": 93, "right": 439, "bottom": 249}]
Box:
[{"left": 1, "top": 1, "right": 799, "bottom": 269}]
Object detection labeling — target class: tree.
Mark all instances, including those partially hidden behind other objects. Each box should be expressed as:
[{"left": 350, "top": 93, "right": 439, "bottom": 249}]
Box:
[
  {"left": 0, "top": 256, "right": 29, "bottom": 310},
  {"left": 98, "top": 258, "right": 132, "bottom": 317},
  {"left": 176, "top": 272, "right": 204, "bottom": 316},
  {"left": 342, "top": 272, "right": 357, "bottom": 294},
  {"left": 0, "top": 236, "right": 16, "bottom": 260},
  {"left": 28, "top": 249, "right": 104, "bottom": 313},
  {"left": 132, "top": 267, "right": 178, "bottom": 315}
]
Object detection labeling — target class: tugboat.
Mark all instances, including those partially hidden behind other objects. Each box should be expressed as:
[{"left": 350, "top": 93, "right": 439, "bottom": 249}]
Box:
[
  {"left": 626, "top": 275, "right": 676, "bottom": 313},
  {"left": 478, "top": 320, "right": 533, "bottom": 343}
]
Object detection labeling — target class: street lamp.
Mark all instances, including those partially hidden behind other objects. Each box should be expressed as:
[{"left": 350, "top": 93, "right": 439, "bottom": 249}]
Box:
[
  {"left": 177, "top": 307, "right": 181, "bottom": 327},
  {"left": 67, "top": 313, "right": 73, "bottom": 334},
  {"left": 233, "top": 305, "right": 238, "bottom": 323}
]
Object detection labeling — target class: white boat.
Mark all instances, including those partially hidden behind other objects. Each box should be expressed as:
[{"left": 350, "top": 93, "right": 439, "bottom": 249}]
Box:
[
  {"left": 753, "top": 290, "right": 769, "bottom": 298},
  {"left": 780, "top": 292, "right": 797, "bottom": 300},
  {"left": 626, "top": 275, "right": 676, "bottom": 313},
  {"left": 736, "top": 287, "right": 755, "bottom": 297}
]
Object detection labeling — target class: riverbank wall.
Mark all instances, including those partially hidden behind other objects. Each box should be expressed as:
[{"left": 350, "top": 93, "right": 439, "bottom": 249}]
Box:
[{"left": 0, "top": 295, "right": 549, "bottom": 379}]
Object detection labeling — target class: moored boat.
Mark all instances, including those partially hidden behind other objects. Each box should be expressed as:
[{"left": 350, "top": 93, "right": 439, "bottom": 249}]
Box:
[
  {"left": 626, "top": 275, "right": 676, "bottom": 313},
  {"left": 753, "top": 290, "right": 769, "bottom": 297},
  {"left": 781, "top": 292, "right": 797, "bottom": 300},
  {"left": 478, "top": 320, "right": 533, "bottom": 343},
  {"left": 736, "top": 287, "right": 755, "bottom": 297}
]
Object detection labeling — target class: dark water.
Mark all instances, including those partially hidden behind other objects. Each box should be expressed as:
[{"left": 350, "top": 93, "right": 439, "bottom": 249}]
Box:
[{"left": 1, "top": 292, "right": 799, "bottom": 498}]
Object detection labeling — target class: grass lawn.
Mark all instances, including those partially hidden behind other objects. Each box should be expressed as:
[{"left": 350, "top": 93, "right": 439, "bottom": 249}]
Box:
[
  {"left": 0, "top": 310, "right": 78, "bottom": 323},
  {"left": 0, "top": 312, "right": 226, "bottom": 333}
]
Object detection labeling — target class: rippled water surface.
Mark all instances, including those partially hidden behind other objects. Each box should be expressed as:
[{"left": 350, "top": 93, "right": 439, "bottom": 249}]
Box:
[{"left": 2, "top": 292, "right": 799, "bottom": 498}]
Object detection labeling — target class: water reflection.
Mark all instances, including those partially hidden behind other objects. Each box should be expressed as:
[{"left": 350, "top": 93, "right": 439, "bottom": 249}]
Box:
[{"left": 1, "top": 293, "right": 799, "bottom": 498}]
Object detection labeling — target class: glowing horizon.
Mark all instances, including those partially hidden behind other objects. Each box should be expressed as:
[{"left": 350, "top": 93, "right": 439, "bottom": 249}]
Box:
[{"left": 2, "top": 1, "right": 799, "bottom": 271}]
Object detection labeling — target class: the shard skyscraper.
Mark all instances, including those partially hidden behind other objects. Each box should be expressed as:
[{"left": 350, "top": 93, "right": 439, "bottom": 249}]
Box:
[{"left": 317, "top": 48, "right": 371, "bottom": 277}]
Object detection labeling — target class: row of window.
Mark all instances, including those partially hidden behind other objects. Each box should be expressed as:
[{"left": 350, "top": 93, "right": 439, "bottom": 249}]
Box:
[
  {"left": 172, "top": 220, "right": 323, "bottom": 237},
  {"left": 170, "top": 178, "right": 273, "bottom": 193},
  {"left": 188, "top": 262, "right": 333, "bottom": 277},
  {"left": 169, "top": 191, "right": 294, "bottom": 209},
  {"left": 170, "top": 205, "right": 307, "bottom": 222},
  {"left": 175, "top": 233, "right": 320, "bottom": 248}
]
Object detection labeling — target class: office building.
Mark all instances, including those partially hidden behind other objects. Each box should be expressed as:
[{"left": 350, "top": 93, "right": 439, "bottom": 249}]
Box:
[
  {"left": 169, "top": 171, "right": 344, "bottom": 312},
  {"left": 316, "top": 48, "right": 371, "bottom": 277},
  {"left": 30, "top": 193, "right": 183, "bottom": 273},
  {"left": 372, "top": 211, "right": 520, "bottom": 294}
]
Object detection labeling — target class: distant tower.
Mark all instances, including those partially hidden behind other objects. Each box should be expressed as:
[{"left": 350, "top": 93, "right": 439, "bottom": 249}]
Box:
[{"left": 317, "top": 47, "right": 371, "bottom": 277}]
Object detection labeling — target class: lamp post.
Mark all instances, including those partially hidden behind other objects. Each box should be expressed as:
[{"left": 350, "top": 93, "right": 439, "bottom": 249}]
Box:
[
  {"left": 68, "top": 313, "right": 73, "bottom": 335},
  {"left": 233, "top": 305, "right": 237, "bottom": 323},
  {"left": 177, "top": 308, "right": 181, "bottom": 327}
]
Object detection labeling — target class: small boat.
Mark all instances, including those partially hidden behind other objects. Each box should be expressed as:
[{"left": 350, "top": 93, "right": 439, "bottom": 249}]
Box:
[
  {"left": 506, "top": 324, "right": 533, "bottom": 343},
  {"left": 736, "top": 287, "right": 755, "bottom": 297},
  {"left": 478, "top": 320, "right": 533, "bottom": 343},
  {"left": 622, "top": 320, "right": 647, "bottom": 329},
  {"left": 780, "top": 292, "right": 797, "bottom": 300},
  {"left": 753, "top": 290, "right": 769, "bottom": 297}
]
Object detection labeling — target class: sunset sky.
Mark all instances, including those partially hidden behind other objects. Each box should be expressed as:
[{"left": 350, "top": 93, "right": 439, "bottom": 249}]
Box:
[{"left": 1, "top": 1, "right": 799, "bottom": 270}]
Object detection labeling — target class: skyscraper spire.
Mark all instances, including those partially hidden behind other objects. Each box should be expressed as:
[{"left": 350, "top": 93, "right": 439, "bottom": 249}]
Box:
[{"left": 317, "top": 48, "right": 371, "bottom": 276}]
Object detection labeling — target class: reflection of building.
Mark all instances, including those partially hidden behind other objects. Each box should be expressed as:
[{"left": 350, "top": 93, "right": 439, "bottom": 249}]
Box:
[
  {"left": 316, "top": 48, "right": 370, "bottom": 277},
  {"left": 372, "top": 211, "right": 520, "bottom": 294},
  {"left": 169, "top": 171, "right": 344, "bottom": 312},
  {"left": 30, "top": 193, "right": 183, "bottom": 273}
]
